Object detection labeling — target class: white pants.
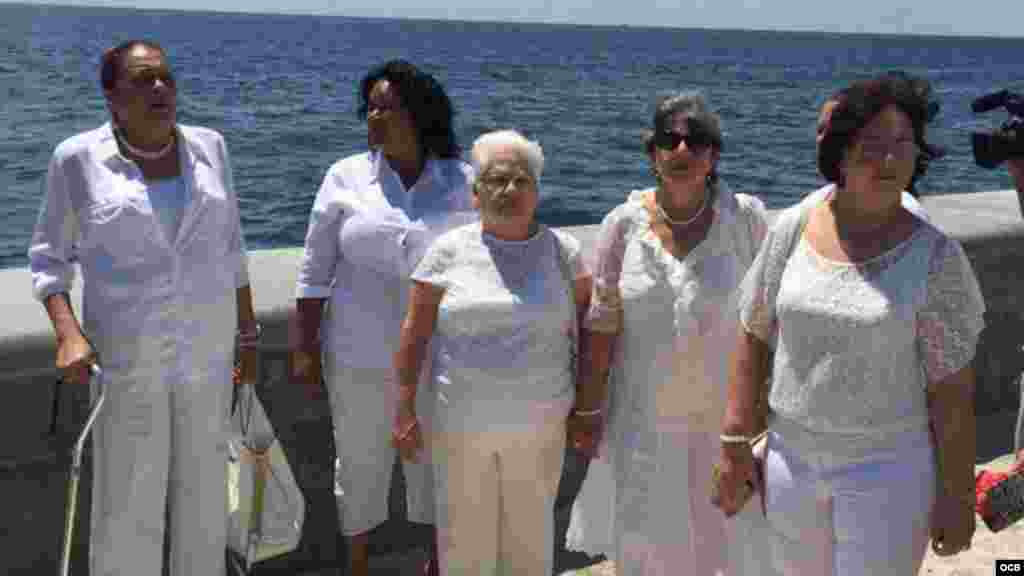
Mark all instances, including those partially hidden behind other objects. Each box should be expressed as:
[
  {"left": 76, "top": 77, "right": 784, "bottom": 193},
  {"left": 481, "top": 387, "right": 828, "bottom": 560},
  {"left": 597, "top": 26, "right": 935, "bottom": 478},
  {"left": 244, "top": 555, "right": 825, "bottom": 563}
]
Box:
[
  {"left": 431, "top": 417, "right": 566, "bottom": 576},
  {"left": 327, "top": 365, "right": 434, "bottom": 535},
  {"left": 89, "top": 367, "right": 229, "bottom": 576},
  {"left": 762, "top": 431, "right": 935, "bottom": 576}
]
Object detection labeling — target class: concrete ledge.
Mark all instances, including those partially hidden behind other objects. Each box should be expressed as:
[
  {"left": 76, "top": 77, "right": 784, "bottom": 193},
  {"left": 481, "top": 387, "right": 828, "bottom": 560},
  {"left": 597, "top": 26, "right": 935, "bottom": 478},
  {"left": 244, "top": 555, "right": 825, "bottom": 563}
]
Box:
[{"left": 2, "top": 189, "right": 1022, "bottom": 574}]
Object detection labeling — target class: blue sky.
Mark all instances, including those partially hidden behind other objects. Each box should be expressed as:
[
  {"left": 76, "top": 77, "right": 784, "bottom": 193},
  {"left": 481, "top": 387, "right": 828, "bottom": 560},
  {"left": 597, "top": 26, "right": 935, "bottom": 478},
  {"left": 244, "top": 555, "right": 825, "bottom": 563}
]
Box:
[{"left": 12, "top": 0, "right": 1024, "bottom": 38}]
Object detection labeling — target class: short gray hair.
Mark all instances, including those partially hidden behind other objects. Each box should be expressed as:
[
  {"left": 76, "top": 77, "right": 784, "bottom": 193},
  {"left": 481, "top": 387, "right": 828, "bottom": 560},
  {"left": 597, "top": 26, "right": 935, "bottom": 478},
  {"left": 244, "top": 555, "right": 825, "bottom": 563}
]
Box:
[
  {"left": 470, "top": 129, "right": 545, "bottom": 184},
  {"left": 642, "top": 91, "right": 723, "bottom": 183}
]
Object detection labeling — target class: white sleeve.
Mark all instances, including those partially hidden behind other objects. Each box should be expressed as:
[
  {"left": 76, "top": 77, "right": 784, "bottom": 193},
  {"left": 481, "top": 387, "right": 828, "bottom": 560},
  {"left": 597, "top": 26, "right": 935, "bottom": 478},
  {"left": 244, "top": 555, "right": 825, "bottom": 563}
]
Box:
[
  {"left": 410, "top": 231, "right": 456, "bottom": 290},
  {"left": 584, "top": 208, "right": 628, "bottom": 334},
  {"left": 556, "top": 230, "right": 588, "bottom": 279},
  {"left": 218, "top": 135, "right": 250, "bottom": 289},
  {"left": 295, "top": 168, "right": 347, "bottom": 299},
  {"left": 29, "top": 149, "right": 79, "bottom": 301},
  {"left": 737, "top": 206, "right": 804, "bottom": 344},
  {"left": 916, "top": 236, "right": 986, "bottom": 384}
]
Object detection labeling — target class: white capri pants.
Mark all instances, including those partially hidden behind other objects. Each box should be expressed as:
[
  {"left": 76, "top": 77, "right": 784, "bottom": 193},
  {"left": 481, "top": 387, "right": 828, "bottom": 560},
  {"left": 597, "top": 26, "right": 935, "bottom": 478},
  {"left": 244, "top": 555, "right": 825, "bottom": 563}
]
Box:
[
  {"left": 762, "top": 430, "right": 936, "bottom": 576},
  {"left": 327, "top": 365, "right": 435, "bottom": 536},
  {"left": 431, "top": 416, "right": 566, "bottom": 576}
]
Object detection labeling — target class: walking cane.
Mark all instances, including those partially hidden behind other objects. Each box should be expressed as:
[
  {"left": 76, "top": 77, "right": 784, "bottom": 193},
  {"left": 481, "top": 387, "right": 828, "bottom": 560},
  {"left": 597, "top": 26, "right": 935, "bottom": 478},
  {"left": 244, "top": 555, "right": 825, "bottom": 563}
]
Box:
[{"left": 58, "top": 363, "right": 105, "bottom": 576}]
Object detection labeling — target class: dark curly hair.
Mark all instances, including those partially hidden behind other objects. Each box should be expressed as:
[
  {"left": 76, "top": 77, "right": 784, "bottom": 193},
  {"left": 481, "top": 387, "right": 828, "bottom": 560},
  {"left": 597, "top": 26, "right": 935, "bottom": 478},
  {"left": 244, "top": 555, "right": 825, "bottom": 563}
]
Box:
[
  {"left": 818, "top": 73, "right": 942, "bottom": 191},
  {"left": 100, "top": 39, "right": 167, "bottom": 93},
  {"left": 358, "top": 60, "right": 460, "bottom": 158}
]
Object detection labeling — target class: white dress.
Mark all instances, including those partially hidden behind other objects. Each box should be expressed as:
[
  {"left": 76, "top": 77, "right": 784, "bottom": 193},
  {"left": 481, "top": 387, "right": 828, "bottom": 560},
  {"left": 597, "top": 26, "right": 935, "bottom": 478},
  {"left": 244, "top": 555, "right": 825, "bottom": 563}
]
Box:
[{"left": 567, "top": 184, "right": 770, "bottom": 575}]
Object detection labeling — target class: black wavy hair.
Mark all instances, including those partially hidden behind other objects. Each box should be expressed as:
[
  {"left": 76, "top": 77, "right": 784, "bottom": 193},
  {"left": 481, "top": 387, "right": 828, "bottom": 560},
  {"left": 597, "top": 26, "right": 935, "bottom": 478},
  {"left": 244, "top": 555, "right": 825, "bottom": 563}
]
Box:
[
  {"left": 819, "top": 73, "right": 942, "bottom": 192},
  {"left": 100, "top": 39, "right": 166, "bottom": 93},
  {"left": 358, "top": 59, "right": 460, "bottom": 158}
]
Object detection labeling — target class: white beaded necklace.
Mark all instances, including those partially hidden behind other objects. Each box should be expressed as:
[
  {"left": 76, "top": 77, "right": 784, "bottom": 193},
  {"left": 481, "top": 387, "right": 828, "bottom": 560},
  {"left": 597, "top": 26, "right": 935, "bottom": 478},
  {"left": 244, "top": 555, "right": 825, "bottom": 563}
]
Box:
[
  {"left": 114, "top": 124, "right": 175, "bottom": 160},
  {"left": 655, "top": 189, "right": 708, "bottom": 227}
]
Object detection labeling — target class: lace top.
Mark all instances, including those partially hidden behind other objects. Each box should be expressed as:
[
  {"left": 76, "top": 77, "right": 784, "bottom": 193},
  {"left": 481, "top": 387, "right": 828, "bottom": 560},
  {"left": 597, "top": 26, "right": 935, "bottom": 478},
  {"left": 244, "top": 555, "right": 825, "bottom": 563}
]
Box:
[{"left": 739, "top": 201, "right": 986, "bottom": 463}]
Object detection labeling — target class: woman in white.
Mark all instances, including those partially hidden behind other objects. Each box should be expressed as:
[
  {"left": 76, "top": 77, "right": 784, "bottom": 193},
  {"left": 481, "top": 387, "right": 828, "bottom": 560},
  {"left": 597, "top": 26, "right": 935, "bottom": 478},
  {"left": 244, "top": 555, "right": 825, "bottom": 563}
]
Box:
[
  {"left": 715, "top": 74, "right": 984, "bottom": 574},
  {"left": 392, "top": 129, "right": 593, "bottom": 575},
  {"left": 292, "top": 60, "right": 475, "bottom": 576},
  {"left": 566, "top": 92, "right": 769, "bottom": 575}
]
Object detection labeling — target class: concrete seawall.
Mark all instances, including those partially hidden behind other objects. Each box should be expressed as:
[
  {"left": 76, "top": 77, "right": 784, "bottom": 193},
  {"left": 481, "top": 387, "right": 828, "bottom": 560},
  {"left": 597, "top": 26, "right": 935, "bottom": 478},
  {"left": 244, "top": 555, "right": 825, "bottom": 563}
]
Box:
[{"left": 2, "top": 189, "right": 1022, "bottom": 574}]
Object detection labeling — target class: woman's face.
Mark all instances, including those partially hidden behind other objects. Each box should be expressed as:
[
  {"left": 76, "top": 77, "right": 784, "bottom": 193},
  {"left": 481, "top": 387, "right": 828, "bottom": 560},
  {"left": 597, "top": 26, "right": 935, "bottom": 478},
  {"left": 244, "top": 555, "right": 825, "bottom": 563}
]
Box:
[
  {"left": 649, "top": 112, "right": 716, "bottom": 188},
  {"left": 106, "top": 44, "right": 177, "bottom": 138},
  {"left": 473, "top": 147, "right": 539, "bottom": 229},
  {"left": 366, "top": 79, "right": 417, "bottom": 154},
  {"left": 841, "top": 104, "right": 918, "bottom": 197}
]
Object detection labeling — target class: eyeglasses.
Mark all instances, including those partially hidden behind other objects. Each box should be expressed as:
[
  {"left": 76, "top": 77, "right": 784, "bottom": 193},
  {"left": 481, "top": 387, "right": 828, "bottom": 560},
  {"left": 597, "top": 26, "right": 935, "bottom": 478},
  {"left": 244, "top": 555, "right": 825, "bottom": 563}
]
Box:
[
  {"left": 477, "top": 170, "right": 534, "bottom": 192},
  {"left": 127, "top": 68, "right": 176, "bottom": 89},
  {"left": 857, "top": 138, "right": 920, "bottom": 162},
  {"left": 653, "top": 129, "right": 713, "bottom": 152}
]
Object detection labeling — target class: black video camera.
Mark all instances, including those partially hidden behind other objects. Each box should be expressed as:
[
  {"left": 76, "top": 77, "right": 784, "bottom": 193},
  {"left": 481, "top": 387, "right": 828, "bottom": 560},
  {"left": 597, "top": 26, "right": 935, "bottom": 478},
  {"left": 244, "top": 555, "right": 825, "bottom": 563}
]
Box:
[{"left": 971, "top": 90, "right": 1024, "bottom": 169}]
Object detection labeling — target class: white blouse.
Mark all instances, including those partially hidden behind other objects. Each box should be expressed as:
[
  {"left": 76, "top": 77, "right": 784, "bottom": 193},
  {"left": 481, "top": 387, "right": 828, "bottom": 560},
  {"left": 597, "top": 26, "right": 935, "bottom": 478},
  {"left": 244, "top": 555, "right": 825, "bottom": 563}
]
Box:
[
  {"left": 739, "top": 199, "right": 986, "bottom": 465},
  {"left": 411, "top": 223, "right": 587, "bottom": 432},
  {"left": 296, "top": 150, "right": 476, "bottom": 370}
]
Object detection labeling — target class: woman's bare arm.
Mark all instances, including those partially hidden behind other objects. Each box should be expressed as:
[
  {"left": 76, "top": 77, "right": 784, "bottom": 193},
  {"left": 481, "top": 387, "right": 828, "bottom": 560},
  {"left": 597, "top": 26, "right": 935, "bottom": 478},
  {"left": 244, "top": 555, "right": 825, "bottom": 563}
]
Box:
[
  {"left": 395, "top": 281, "right": 444, "bottom": 408},
  {"left": 572, "top": 274, "right": 600, "bottom": 409},
  {"left": 927, "top": 365, "right": 978, "bottom": 506},
  {"left": 723, "top": 329, "right": 773, "bottom": 437},
  {"left": 294, "top": 298, "right": 326, "bottom": 351}
]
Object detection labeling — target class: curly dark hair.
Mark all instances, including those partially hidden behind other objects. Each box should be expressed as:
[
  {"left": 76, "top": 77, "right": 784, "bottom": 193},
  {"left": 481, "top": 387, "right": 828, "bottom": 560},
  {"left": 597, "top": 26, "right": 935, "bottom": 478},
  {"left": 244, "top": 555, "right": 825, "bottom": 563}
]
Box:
[
  {"left": 358, "top": 60, "right": 460, "bottom": 158},
  {"left": 818, "top": 73, "right": 942, "bottom": 190},
  {"left": 100, "top": 39, "right": 167, "bottom": 93}
]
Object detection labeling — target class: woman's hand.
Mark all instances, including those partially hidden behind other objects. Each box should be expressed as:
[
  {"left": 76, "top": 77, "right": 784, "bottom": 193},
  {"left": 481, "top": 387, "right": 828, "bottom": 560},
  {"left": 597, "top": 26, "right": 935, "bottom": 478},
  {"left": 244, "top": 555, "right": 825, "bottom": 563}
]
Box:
[
  {"left": 930, "top": 493, "right": 976, "bottom": 556},
  {"left": 56, "top": 330, "right": 96, "bottom": 385},
  {"left": 236, "top": 347, "right": 260, "bottom": 386},
  {"left": 712, "top": 441, "right": 758, "bottom": 517},
  {"left": 567, "top": 410, "right": 604, "bottom": 457},
  {"left": 290, "top": 348, "right": 324, "bottom": 400},
  {"left": 392, "top": 400, "right": 422, "bottom": 462}
]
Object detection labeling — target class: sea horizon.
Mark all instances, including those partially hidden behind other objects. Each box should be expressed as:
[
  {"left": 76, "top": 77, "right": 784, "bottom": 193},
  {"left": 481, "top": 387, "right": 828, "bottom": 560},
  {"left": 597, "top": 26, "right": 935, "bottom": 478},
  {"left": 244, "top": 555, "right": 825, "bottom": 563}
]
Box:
[{"left": 2, "top": 1, "right": 1022, "bottom": 268}]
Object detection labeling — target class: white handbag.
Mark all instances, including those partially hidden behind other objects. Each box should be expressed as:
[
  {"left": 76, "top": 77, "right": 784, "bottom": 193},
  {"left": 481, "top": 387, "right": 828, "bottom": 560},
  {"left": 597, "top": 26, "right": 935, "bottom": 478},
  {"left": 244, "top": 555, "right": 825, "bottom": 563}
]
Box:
[{"left": 226, "top": 384, "right": 305, "bottom": 573}]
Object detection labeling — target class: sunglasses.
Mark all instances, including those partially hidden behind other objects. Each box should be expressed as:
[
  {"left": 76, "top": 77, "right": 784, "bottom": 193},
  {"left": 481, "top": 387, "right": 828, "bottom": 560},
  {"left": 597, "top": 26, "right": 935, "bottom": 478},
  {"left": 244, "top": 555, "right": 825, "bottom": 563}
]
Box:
[{"left": 653, "top": 128, "right": 714, "bottom": 151}]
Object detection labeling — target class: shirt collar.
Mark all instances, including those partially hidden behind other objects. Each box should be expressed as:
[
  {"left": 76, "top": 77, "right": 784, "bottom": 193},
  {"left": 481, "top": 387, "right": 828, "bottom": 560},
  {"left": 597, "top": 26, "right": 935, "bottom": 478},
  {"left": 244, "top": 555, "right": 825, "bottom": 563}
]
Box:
[
  {"left": 368, "top": 148, "right": 442, "bottom": 188},
  {"left": 96, "top": 121, "right": 214, "bottom": 171}
]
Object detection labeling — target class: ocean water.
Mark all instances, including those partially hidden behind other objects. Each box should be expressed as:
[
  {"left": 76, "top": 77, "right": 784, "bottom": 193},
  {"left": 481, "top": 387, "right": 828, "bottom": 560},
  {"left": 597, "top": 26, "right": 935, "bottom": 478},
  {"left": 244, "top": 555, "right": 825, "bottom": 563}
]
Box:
[{"left": 2, "top": 2, "right": 1023, "bottom": 269}]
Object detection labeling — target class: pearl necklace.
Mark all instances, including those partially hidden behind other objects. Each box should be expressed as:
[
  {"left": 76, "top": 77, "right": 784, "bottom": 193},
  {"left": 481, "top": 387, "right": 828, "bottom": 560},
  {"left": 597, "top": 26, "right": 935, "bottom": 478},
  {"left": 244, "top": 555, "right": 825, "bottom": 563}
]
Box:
[
  {"left": 114, "top": 125, "right": 175, "bottom": 160},
  {"left": 655, "top": 189, "right": 708, "bottom": 227}
]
